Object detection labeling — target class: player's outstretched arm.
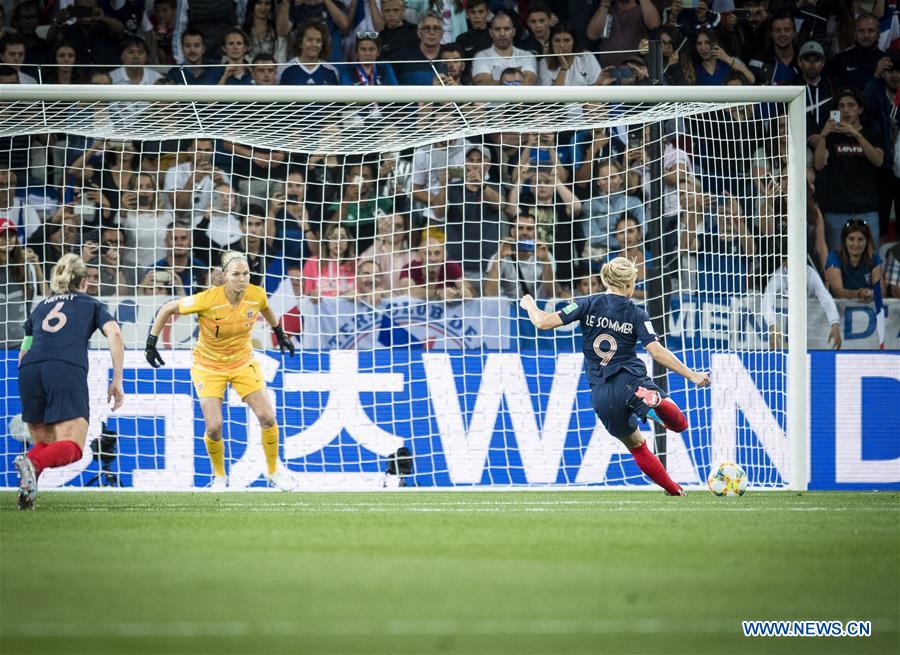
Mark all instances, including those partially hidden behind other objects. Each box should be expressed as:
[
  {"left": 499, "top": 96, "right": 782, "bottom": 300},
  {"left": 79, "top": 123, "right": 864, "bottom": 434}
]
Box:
[
  {"left": 520, "top": 294, "right": 564, "bottom": 330},
  {"left": 102, "top": 320, "right": 125, "bottom": 411},
  {"left": 646, "top": 341, "right": 710, "bottom": 387},
  {"left": 145, "top": 299, "right": 181, "bottom": 368}
]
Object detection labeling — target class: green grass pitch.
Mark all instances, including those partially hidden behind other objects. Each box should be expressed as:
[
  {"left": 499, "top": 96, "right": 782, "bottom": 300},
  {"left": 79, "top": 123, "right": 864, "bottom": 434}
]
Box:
[{"left": 1, "top": 491, "right": 897, "bottom": 655}]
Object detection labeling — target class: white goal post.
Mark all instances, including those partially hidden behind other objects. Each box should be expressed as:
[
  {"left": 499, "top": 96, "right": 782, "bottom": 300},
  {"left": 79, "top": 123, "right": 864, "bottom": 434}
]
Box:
[{"left": 0, "top": 83, "right": 807, "bottom": 491}]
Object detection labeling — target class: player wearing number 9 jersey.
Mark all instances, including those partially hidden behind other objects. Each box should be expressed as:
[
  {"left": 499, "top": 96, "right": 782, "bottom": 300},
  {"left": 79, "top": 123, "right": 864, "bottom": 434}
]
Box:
[
  {"left": 145, "top": 251, "right": 297, "bottom": 490},
  {"left": 520, "top": 257, "right": 711, "bottom": 495},
  {"left": 14, "top": 254, "right": 125, "bottom": 510}
]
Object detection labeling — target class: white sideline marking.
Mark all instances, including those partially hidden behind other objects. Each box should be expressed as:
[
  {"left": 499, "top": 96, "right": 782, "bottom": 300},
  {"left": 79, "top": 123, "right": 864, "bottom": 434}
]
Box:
[
  {"left": 54, "top": 501, "right": 885, "bottom": 513},
  {"left": 6, "top": 617, "right": 895, "bottom": 638}
]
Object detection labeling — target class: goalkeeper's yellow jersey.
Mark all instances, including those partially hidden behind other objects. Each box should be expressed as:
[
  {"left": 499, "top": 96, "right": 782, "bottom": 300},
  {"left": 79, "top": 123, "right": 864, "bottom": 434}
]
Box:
[{"left": 177, "top": 285, "right": 268, "bottom": 371}]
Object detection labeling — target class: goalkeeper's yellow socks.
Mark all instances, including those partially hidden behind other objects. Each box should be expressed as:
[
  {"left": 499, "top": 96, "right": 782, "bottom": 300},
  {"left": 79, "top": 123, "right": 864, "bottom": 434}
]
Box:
[
  {"left": 261, "top": 424, "right": 280, "bottom": 476},
  {"left": 204, "top": 434, "right": 226, "bottom": 478}
]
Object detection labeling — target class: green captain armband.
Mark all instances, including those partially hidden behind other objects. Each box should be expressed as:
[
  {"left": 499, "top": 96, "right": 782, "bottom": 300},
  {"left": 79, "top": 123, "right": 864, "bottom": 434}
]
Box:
[{"left": 21, "top": 336, "right": 33, "bottom": 351}]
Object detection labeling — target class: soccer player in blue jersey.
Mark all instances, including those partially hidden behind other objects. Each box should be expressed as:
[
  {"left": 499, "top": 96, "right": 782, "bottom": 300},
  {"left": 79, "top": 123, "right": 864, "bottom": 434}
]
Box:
[
  {"left": 14, "top": 254, "right": 125, "bottom": 510},
  {"left": 520, "top": 257, "right": 710, "bottom": 495}
]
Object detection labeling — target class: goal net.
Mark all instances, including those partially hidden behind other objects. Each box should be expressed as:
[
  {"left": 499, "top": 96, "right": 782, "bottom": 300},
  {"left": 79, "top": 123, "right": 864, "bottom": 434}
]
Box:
[{"left": 0, "top": 85, "right": 806, "bottom": 491}]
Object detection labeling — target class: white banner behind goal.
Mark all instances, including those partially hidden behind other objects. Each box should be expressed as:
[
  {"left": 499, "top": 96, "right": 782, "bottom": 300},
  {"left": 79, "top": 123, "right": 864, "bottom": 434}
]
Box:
[{"left": 0, "top": 85, "right": 807, "bottom": 490}]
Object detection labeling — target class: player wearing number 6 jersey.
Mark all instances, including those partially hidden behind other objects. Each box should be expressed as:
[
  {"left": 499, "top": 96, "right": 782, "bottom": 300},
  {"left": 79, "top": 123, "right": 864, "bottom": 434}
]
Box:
[
  {"left": 15, "top": 254, "right": 125, "bottom": 510},
  {"left": 145, "top": 251, "right": 296, "bottom": 490},
  {"left": 520, "top": 257, "right": 710, "bottom": 495}
]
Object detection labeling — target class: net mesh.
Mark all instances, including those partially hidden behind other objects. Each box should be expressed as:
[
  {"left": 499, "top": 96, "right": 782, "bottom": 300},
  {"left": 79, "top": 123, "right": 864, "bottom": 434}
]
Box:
[{"left": 0, "top": 92, "right": 794, "bottom": 490}]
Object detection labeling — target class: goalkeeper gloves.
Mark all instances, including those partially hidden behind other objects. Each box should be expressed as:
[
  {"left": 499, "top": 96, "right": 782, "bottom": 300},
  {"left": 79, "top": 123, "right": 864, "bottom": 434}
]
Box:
[
  {"left": 145, "top": 334, "right": 165, "bottom": 368},
  {"left": 273, "top": 323, "right": 295, "bottom": 357}
]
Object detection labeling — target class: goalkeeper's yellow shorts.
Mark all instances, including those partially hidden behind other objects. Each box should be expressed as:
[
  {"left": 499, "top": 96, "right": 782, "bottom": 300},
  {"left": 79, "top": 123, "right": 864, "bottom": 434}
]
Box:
[{"left": 190, "top": 359, "right": 265, "bottom": 400}]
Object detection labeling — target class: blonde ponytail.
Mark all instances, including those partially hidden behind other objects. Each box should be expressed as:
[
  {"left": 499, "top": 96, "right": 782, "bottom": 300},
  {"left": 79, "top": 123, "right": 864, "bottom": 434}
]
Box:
[
  {"left": 49, "top": 254, "right": 87, "bottom": 294},
  {"left": 600, "top": 256, "right": 638, "bottom": 292}
]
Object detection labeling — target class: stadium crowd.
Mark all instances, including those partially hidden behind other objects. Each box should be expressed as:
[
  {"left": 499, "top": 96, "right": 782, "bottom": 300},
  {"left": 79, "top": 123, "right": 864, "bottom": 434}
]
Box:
[{"left": 0, "top": 0, "right": 898, "bottom": 349}]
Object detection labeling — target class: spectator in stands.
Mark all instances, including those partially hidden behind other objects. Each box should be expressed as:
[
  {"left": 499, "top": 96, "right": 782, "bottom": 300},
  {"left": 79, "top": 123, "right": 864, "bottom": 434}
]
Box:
[
  {"left": 825, "top": 220, "right": 884, "bottom": 302},
  {"left": 586, "top": 0, "right": 660, "bottom": 68},
  {"left": 864, "top": 49, "right": 900, "bottom": 242},
  {"left": 744, "top": 11, "right": 798, "bottom": 85},
  {"left": 728, "top": 0, "right": 770, "bottom": 66},
  {"left": 146, "top": 0, "right": 177, "bottom": 65},
  {"left": 345, "top": 258, "right": 386, "bottom": 307},
  {"left": 814, "top": 87, "right": 884, "bottom": 250},
  {"left": 508, "top": 163, "right": 582, "bottom": 288},
  {"left": 472, "top": 11, "right": 537, "bottom": 84},
  {"left": 883, "top": 241, "right": 900, "bottom": 298},
  {"left": 97, "top": 226, "right": 133, "bottom": 295},
  {"left": 763, "top": 247, "right": 843, "bottom": 350},
  {"left": 171, "top": 0, "right": 240, "bottom": 64},
  {"left": 663, "top": 0, "right": 721, "bottom": 39},
  {"left": 576, "top": 274, "right": 602, "bottom": 297},
  {"left": 443, "top": 144, "right": 503, "bottom": 277},
  {"left": 510, "top": 132, "right": 570, "bottom": 183},
  {"left": 164, "top": 138, "right": 230, "bottom": 213},
  {"left": 302, "top": 223, "right": 356, "bottom": 299},
  {"left": 111, "top": 36, "right": 163, "bottom": 85},
  {"left": 167, "top": 29, "right": 218, "bottom": 83},
  {"left": 538, "top": 21, "right": 603, "bottom": 87},
  {"left": 273, "top": 167, "right": 318, "bottom": 266},
  {"left": 137, "top": 267, "right": 185, "bottom": 297},
  {"left": 681, "top": 28, "right": 755, "bottom": 85},
  {"left": 236, "top": 205, "right": 286, "bottom": 292},
  {"left": 276, "top": 0, "right": 354, "bottom": 64},
  {"left": 573, "top": 127, "right": 624, "bottom": 189},
  {"left": 326, "top": 159, "right": 392, "bottom": 250},
  {"left": 279, "top": 19, "right": 338, "bottom": 85},
  {"left": 215, "top": 28, "right": 254, "bottom": 85},
  {"left": 340, "top": 33, "right": 398, "bottom": 85},
  {"left": 377, "top": 0, "right": 418, "bottom": 62},
  {"left": 10, "top": 1, "right": 52, "bottom": 67},
  {"left": 411, "top": 139, "right": 466, "bottom": 224},
  {"left": 516, "top": 2, "right": 552, "bottom": 55},
  {"left": 201, "top": 183, "right": 243, "bottom": 254},
  {"left": 607, "top": 214, "right": 651, "bottom": 301},
  {"left": 455, "top": 0, "right": 492, "bottom": 59},
  {"left": 433, "top": 42, "right": 470, "bottom": 85},
  {"left": 654, "top": 26, "right": 687, "bottom": 85},
  {"left": 795, "top": 41, "right": 836, "bottom": 143},
  {"left": 48, "top": 0, "right": 124, "bottom": 70},
  {"left": 581, "top": 159, "right": 644, "bottom": 257},
  {"left": 0, "top": 34, "right": 37, "bottom": 84},
  {"left": 407, "top": 1, "right": 467, "bottom": 42},
  {"left": 394, "top": 12, "right": 444, "bottom": 85},
  {"left": 483, "top": 212, "right": 555, "bottom": 300},
  {"left": 0, "top": 217, "right": 45, "bottom": 349},
  {"left": 244, "top": 0, "right": 288, "bottom": 63},
  {"left": 697, "top": 199, "right": 755, "bottom": 296},
  {"left": 121, "top": 171, "right": 175, "bottom": 269},
  {"left": 43, "top": 41, "right": 88, "bottom": 85},
  {"left": 28, "top": 205, "right": 92, "bottom": 279},
  {"left": 152, "top": 223, "right": 208, "bottom": 295},
  {"left": 828, "top": 13, "right": 885, "bottom": 92},
  {"left": 360, "top": 213, "right": 415, "bottom": 293},
  {"left": 403, "top": 234, "right": 474, "bottom": 301},
  {"left": 251, "top": 52, "right": 279, "bottom": 84},
  {"left": 0, "top": 167, "right": 41, "bottom": 240}
]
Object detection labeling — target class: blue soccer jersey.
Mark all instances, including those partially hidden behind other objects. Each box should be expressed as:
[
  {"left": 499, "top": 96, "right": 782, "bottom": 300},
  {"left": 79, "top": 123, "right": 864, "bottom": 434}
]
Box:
[
  {"left": 21, "top": 292, "right": 115, "bottom": 371},
  {"left": 279, "top": 63, "right": 339, "bottom": 85},
  {"left": 558, "top": 293, "right": 659, "bottom": 384}
]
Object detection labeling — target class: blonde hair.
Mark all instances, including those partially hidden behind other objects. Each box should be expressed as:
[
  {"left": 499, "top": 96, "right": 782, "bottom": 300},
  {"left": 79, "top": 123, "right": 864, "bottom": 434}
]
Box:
[
  {"left": 49, "top": 253, "right": 88, "bottom": 294},
  {"left": 220, "top": 250, "right": 247, "bottom": 272},
  {"left": 600, "top": 256, "right": 637, "bottom": 292}
]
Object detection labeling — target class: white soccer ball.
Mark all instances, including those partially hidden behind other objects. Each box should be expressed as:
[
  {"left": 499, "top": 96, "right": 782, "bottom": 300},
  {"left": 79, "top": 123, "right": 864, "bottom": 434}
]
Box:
[{"left": 707, "top": 462, "right": 748, "bottom": 497}]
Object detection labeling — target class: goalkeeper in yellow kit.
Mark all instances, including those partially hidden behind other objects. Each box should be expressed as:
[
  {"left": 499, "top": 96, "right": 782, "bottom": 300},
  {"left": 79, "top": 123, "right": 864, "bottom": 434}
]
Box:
[{"left": 144, "top": 251, "right": 296, "bottom": 490}]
